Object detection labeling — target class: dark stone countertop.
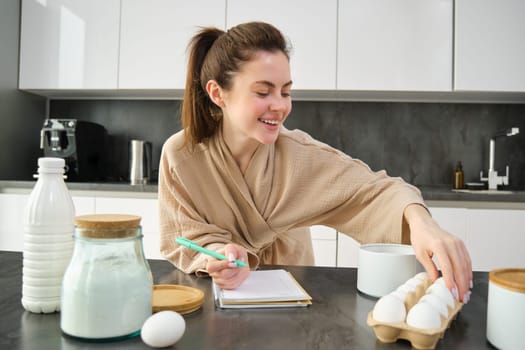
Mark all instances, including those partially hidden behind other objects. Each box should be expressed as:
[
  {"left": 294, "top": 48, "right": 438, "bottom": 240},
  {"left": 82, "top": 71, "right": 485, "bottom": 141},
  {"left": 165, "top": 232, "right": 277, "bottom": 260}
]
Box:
[
  {"left": 0, "top": 180, "right": 158, "bottom": 194},
  {"left": 1, "top": 180, "right": 525, "bottom": 205},
  {"left": 0, "top": 251, "right": 495, "bottom": 349}
]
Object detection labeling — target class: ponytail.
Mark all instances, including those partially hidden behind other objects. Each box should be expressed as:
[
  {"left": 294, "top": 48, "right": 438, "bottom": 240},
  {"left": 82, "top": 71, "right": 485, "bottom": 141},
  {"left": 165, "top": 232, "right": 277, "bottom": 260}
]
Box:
[{"left": 181, "top": 28, "right": 224, "bottom": 147}]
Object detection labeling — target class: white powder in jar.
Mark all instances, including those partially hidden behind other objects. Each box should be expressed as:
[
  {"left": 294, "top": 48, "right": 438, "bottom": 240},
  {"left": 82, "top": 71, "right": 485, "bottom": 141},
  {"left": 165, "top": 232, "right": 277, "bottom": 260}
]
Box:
[{"left": 61, "top": 255, "right": 152, "bottom": 339}]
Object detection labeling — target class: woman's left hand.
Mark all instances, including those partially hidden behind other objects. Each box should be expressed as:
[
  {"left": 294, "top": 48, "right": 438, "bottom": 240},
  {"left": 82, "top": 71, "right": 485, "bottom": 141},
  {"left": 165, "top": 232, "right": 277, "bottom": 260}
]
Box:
[{"left": 404, "top": 204, "right": 473, "bottom": 303}]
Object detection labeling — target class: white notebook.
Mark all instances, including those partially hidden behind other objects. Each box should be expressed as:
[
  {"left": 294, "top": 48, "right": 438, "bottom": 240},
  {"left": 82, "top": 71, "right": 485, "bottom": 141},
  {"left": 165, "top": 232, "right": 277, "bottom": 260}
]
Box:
[{"left": 213, "top": 269, "right": 312, "bottom": 309}]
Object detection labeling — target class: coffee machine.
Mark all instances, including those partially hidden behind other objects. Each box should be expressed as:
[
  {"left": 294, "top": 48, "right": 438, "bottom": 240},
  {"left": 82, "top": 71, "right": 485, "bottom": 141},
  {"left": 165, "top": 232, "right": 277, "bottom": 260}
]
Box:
[{"left": 40, "top": 119, "right": 108, "bottom": 181}]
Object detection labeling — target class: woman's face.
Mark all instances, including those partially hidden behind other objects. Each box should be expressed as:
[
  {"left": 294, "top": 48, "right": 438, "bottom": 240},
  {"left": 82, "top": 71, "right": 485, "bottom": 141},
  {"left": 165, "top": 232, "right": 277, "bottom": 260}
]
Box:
[{"left": 220, "top": 50, "right": 292, "bottom": 148}]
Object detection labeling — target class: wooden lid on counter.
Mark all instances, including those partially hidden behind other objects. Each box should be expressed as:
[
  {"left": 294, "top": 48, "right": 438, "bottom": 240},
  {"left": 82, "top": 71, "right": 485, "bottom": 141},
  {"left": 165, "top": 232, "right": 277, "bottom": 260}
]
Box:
[{"left": 152, "top": 284, "right": 205, "bottom": 314}]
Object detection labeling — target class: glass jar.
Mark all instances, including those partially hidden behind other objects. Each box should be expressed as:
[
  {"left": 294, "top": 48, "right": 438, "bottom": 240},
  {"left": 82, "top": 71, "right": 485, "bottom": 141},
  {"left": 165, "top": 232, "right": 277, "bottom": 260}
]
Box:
[{"left": 61, "top": 214, "right": 153, "bottom": 340}]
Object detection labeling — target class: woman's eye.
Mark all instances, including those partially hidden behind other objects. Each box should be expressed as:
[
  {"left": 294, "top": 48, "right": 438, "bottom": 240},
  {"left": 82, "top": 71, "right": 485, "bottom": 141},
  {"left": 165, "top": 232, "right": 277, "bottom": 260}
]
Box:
[
  {"left": 256, "top": 92, "right": 269, "bottom": 97},
  {"left": 281, "top": 92, "right": 291, "bottom": 97}
]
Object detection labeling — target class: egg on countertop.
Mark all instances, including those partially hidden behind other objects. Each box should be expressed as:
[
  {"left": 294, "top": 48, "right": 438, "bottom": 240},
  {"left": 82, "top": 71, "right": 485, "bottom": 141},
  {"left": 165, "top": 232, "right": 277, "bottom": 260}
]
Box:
[
  {"left": 141, "top": 311, "right": 186, "bottom": 348},
  {"left": 372, "top": 294, "right": 406, "bottom": 323}
]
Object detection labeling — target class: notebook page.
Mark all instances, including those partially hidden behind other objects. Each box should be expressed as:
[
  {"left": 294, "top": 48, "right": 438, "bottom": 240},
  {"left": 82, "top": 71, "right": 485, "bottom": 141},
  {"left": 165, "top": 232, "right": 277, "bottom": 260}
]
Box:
[{"left": 219, "top": 269, "right": 309, "bottom": 302}]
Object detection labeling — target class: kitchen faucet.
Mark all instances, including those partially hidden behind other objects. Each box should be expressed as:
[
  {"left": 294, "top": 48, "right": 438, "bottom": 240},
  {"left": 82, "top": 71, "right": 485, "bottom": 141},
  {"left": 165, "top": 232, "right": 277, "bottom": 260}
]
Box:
[{"left": 480, "top": 127, "right": 520, "bottom": 190}]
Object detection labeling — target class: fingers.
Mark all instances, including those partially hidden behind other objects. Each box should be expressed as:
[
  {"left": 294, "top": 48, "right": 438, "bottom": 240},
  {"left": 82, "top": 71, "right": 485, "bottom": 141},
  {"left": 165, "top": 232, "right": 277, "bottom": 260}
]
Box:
[
  {"left": 207, "top": 243, "right": 250, "bottom": 289},
  {"left": 415, "top": 249, "right": 439, "bottom": 282},
  {"left": 224, "top": 244, "right": 249, "bottom": 265},
  {"left": 406, "top": 209, "right": 473, "bottom": 304},
  {"left": 431, "top": 235, "right": 473, "bottom": 303},
  {"left": 211, "top": 267, "right": 250, "bottom": 290},
  {"left": 207, "top": 259, "right": 249, "bottom": 289}
]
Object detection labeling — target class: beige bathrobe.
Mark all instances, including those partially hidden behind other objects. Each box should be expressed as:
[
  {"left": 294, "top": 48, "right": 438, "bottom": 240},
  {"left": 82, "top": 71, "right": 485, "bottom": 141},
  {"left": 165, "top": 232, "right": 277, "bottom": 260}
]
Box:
[{"left": 158, "top": 127, "right": 425, "bottom": 274}]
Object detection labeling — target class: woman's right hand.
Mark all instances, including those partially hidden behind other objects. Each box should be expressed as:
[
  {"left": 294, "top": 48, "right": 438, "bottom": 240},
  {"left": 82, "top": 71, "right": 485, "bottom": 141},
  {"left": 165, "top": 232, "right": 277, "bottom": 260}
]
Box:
[{"left": 206, "top": 243, "right": 250, "bottom": 289}]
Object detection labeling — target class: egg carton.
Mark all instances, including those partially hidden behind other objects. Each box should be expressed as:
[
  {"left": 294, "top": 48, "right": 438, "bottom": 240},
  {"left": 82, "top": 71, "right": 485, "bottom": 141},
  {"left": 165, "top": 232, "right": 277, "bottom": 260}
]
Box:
[{"left": 367, "top": 278, "right": 463, "bottom": 350}]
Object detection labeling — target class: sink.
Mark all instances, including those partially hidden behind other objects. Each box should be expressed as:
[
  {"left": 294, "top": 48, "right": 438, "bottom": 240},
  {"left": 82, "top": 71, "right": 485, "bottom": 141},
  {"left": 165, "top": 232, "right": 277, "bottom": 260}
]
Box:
[{"left": 452, "top": 189, "right": 514, "bottom": 195}]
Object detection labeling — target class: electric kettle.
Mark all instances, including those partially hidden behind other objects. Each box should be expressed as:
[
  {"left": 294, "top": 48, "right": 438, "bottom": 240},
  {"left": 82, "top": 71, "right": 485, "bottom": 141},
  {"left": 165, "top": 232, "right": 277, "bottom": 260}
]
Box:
[{"left": 129, "top": 140, "right": 152, "bottom": 185}]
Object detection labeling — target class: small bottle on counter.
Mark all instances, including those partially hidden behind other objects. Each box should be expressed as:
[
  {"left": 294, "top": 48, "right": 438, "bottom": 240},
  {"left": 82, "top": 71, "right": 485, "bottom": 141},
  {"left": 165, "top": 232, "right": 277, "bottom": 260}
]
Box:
[
  {"left": 453, "top": 161, "right": 465, "bottom": 189},
  {"left": 22, "top": 157, "right": 75, "bottom": 313}
]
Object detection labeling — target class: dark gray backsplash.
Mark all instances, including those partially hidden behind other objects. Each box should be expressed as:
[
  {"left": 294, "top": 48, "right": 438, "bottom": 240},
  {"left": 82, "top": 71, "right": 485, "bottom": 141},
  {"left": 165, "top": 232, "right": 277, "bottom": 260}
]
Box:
[
  {"left": 49, "top": 100, "right": 525, "bottom": 189},
  {"left": 50, "top": 100, "right": 181, "bottom": 182},
  {"left": 287, "top": 102, "right": 525, "bottom": 189}
]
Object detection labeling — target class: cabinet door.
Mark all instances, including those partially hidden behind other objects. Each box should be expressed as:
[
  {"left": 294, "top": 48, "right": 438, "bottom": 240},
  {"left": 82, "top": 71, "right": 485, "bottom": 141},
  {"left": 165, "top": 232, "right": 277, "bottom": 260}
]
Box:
[
  {"left": 455, "top": 0, "right": 525, "bottom": 91},
  {"left": 310, "top": 225, "right": 337, "bottom": 267},
  {"left": 0, "top": 194, "right": 27, "bottom": 252},
  {"left": 337, "top": 233, "right": 361, "bottom": 268},
  {"left": 71, "top": 196, "right": 95, "bottom": 216},
  {"left": 19, "top": 0, "right": 120, "bottom": 89},
  {"left": 428, "top": 207, "right": 468, "bottom": 243},
  {"left": 95, "top": 197, "right": 163, "bottom": 259},
  {"left": 227, "top": 0, "right": 337, "bottom": 90},
  {"left": 119, "top": 0, "right": 226, "bottom": 89},
  {"left": 467, "top": 209, "right": 525, "bottom": 271},
  {"left": 338, "top": 0, "right": 453, "bottom": 91}
]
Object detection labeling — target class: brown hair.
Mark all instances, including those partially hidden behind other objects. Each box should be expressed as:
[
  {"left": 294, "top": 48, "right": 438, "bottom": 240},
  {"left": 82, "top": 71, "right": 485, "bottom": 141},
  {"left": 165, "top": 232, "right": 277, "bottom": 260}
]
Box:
[{"left": 181, "top": 22, "right": 290, "bottom": 146}]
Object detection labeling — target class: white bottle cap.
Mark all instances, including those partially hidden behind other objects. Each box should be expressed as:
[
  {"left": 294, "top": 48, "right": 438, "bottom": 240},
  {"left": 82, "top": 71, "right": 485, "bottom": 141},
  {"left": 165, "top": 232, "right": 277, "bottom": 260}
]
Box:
[{"left": 38, "top": 157, "right": 65, "bottom": 173}]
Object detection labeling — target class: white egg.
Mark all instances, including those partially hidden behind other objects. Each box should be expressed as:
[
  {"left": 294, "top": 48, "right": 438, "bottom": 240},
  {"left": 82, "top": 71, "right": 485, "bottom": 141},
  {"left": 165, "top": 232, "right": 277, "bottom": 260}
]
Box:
[
  {"left": 406, "top": 302, "right": 442, "bottom": 330},
  {"left": 434, "top": 276, "right": 446, "bottom": 286},
  {"left": 418, "top": 294, "right": 449, "bottom": 318},
  {"left": 426, "top": 282, "right": 455, "bottom": 308},
  {"left": 390, "top": 288, "right": 408, "bottom": 302},
  {"left": 404, "top": 277, "right": 423, "bottom": 290},
  {"left": 435, "top": 277, "right": 460, "bottom": 299},
  {"left": 372, "top": 294, "right": 406, "bottom": 323},
  {"left": 141, "top": 311, "right": 186, "bottom": 348},
  {"left": 413, "top": 272, "right": 429, "bottom": 282},
  {"left": 397, "top": 282, "right": 416, "bottom": 294}
]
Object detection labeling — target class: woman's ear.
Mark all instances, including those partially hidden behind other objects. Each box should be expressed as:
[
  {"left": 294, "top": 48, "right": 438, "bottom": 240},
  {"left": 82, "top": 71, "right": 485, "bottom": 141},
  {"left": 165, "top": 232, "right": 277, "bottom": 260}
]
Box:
[{"left": 206, "top": 80, "right": 224, "bottom": 108}]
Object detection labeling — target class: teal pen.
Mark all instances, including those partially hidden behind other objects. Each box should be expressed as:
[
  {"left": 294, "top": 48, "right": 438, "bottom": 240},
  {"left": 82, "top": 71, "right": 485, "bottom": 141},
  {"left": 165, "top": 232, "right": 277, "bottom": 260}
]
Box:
[{"left": 175, "top": 237, "right": 248, "bottom": 268}]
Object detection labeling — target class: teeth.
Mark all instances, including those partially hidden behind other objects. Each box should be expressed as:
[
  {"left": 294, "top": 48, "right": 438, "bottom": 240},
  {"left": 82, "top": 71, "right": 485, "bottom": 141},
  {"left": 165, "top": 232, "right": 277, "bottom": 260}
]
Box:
[{"left": 259, "top": 119, "right": 279, "bottom": 125}]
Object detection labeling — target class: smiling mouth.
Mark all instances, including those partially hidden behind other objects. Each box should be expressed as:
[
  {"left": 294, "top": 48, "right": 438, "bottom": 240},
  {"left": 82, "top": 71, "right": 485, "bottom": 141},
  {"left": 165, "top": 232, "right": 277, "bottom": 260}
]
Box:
[{"left": 258, "top": 118, "right": 279, "bottom": 126}]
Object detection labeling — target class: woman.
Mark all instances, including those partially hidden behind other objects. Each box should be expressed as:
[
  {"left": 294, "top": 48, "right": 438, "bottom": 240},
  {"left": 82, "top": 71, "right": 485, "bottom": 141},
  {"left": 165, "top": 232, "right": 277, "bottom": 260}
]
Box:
[{"left": 158, "top": 22, "right": 472, "bottom": 302}]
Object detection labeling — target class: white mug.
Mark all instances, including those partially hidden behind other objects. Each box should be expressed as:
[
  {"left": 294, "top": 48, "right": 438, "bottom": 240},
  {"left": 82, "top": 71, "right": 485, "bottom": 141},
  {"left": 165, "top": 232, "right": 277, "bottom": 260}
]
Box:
[{"left": 357, "top": 243, "right": 421, "bottom": 298}]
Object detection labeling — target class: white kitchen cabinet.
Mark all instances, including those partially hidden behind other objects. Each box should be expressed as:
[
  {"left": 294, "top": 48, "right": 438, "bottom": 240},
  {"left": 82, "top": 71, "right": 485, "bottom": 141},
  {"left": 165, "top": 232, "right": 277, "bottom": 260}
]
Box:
[
  {"left": 119, "top": 0, "right": 226, "bottom": 89},
  {"left": 337, "top": 0, "right": 453, "bottom": 91},
  {"left": 337, "top": 233, "right": 361, "bottom": 268},
  {"left": 0, "top": 194, "right": 28, "bottom": 252},
  {"left": 429, "top": 205, "right": 525, "bottom": 271},
  {"left": 95, "top": 197, "right": 162, "bottom": 259},
  {"left": 310, "top": 225, "right": 337, "bottom": 267},
  {"left": 227, "top": 0, "right": 337, "bottom": 90},
  {"left": 467, "top": 209, "right": 525, "bottom": 271},
  {"left": 19, "top": 0, "right": 120, "bottom": 89},
  {"left": 455, "top": 0, "right": 525, "bottom": 92},
  {"left": 428, "top": 207, "right": 468, "bottom": 243}
]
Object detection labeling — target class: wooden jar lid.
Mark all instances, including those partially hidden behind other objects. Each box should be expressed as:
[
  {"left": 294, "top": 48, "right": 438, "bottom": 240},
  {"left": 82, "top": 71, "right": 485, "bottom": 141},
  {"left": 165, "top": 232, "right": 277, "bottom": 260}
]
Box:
[
  {"left": 152, "top": 284, "right": 205, "bottom": 315},
  {"left": 75, "top": 214, "right": 142, "bottom": 238},
  {"left": 489, "top": 268, "right": 525, "bottom": 293}
]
